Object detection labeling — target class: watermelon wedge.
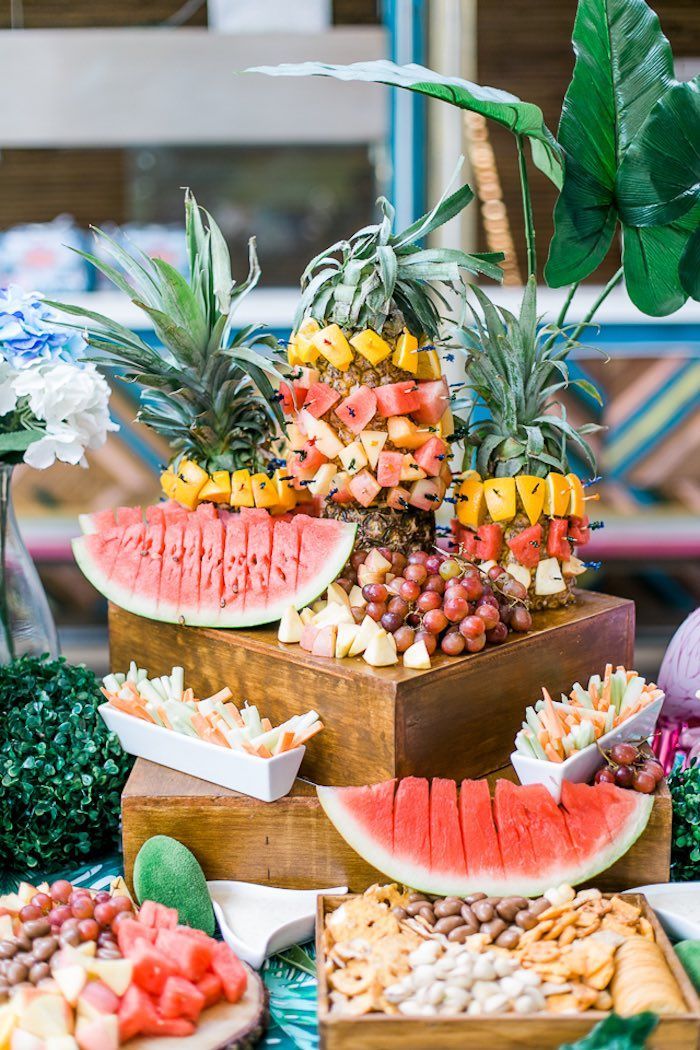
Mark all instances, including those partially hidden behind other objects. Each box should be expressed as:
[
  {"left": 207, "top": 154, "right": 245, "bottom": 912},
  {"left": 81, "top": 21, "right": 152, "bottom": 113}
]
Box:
[
  {"left": 317, "top": 776, "right": 653, "bottom": 897},
  {"left": 73, "top": 505, "right": 356, "bottom": 628}
]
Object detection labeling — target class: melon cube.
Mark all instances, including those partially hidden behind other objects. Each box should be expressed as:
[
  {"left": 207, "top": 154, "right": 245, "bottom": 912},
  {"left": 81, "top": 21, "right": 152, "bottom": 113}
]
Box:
[
  {"left": 334, "top": 386, "right": 377, "bottom": 434},
  {"left": 400, "top": 455, "right": 426, "bottom": 483},
  {"left": 413, "top": 436, "right": 449, "bottom": 477},
  {"left": 376, "top": 451, "right": 404, "bottom": 488},
  {"left": 359, "top": 430, "right": 387, "bottom": 469},
  {"left": 409, "top": 478, "right": 445, "bottom": 511},
  {"left": 338, "top": 441, "right": 368, "bottom": 476},
  {"left": 311, "top": 323, "right": 353, "bottom": 371},
  {"left": 308, "top": 463, "right": 337, "bottom": 498},
  {"left": 311, "top": 625, "right": 337, "bottom": 658},
  {"left": 386, "top": 485, "right": 411, "bottom": 511},
  {"left": 413, "top": 379, "right": 449, "bottom": 425},
  {"left": 348, "top": 470, "right": 382, "bottom": 508},
  {"left": 286, "top": 422, "right": 306, "bottom": 452},
  {"left": 375, "top": 381, "right": 421, "bottom": 418},
  {"left": 303, "top": 382, "right": 340, "bottom": 419},
  {"left": 329, "top": 471, "right": 353, "bottom": 504},
  {"left": 310, "top": 419, "right": 345, "bottom": 460},
  {"left": 386, "top": 416, "right": 433, "bottom": 450}
]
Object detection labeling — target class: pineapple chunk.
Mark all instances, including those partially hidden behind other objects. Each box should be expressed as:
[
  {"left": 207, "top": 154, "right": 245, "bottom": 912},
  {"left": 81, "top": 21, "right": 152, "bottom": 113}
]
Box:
[
  {"left": 289, "top": 317, "right": 321, "bottom": 365},
  {"left": 309, "top": 463, "right": 337, "bottom": 498},
  {"left": 535, "top": 556, "right": 566, "bottom": 595},
  {"left": 400, "top": 454, "right": 427, "bottom": 483},
  {"left": 516, "top": 475, "right": 546, "bottom": 525},
  {"left": 278, "top": 606, "right": 304, "bottom": 643},
  {"left": 230, "top": 469, "right": 255, "bottom": 508},
  {"left": 171, "top": 459, "right": 209, "bottom": 510},
  {"left": 335, "top": 622, "right": 360, "bottom": 659},
  {"left": 312, "top": 323, "right": 353, "bottom": 371},
  {"left": 457, "top": 478, "right": 486, "bottom": 529},
  {"left": 415, "top": 346, "right": 442, "bottom": 380},
  {"left": 348, "top": 615, "right": 382, "bottom": 657},
  {"left": 566, "top": 472, "right": 586, "bottom": 518},
  {"left": 359, "top": 430, "right": 387, "bottom": 470},
  {"left": 505, "top": 563, "right": 531, "bottom": 590},
  {"left": 327, "top": 582, "right": 351, "bottom": 607},
  {"left": 363, "top": 629, "right": 398, "bottom": 667},
  {"left": 403, "top": 639, "right": 432, "bottom": 670},
  {"left": 350, "top": 328, "right": 393, "bottom": 366},
  {"left": 251, "top": 473, "right": 277, "bottom": 508},
  {"left": 160, "top": 468, "right": 177, "bottom": 498},
  {"left": 543, "top": 472, "right": 571, "bottom": 517},
  {"left": 392, "top": 330, "right": 419, "bottom": 373},
  {"left": 339, "top": 441, "right": 368, "bottom": 475},
  {"left": 198, "top": 469, "right": 231, "bottom": 504},
  {"left": 271, "top": 469, "right": 297, "bottom": 513},
  {"left": 483, "top": 477, "right": 517, "bottom": 522}
]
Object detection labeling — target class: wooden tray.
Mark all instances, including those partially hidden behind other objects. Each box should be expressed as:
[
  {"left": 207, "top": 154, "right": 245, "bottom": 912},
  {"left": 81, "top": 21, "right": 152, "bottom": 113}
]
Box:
[
  {"left": 316, "top": 894, "right": 700, "bottom": 1050},
  {"left": 121, "top": 760, "right": 671, "bottom": 893},
  {"left": 109, "top": 591, "right": 634, "bottom": 785}
]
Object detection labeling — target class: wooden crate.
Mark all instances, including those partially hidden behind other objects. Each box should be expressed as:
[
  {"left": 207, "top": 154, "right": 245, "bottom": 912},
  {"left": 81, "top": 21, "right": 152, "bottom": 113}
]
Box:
[
  {"left": 121, "top": 760, "right": 671, "bottom": 893},
  {"left": 110, "top": 591, "right": 634, "bottom": 785},
  {"left": 316, "top": 894, "right": 700, "bottom": 1050}
]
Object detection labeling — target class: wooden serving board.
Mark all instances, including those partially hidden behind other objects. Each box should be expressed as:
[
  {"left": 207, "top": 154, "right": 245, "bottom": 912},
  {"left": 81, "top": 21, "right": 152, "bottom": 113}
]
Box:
[
  {"left": 316, "top": 894, "right": 700, "bottom": 1050},
  {"left": 121, "top": 761, "right": 671, "bottom": 894},
  {"left": 110, "top": 591, "right": 634, "bottom": 785}
]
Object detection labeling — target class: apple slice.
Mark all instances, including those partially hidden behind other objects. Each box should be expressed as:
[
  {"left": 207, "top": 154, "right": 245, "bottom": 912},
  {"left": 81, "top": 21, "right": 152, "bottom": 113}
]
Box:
[
  {"left": 311, "top": 624, "right": 337, "bottom": 658},
  {"left": 363, "top": 629, "right": 398, "bottom": 667},
  {"left": 348, "top": 615, "right": 382, "bottom": 657},
  {"left": 505, "top": 563, "right": 531, "bottom": 590},
  {"left": 348, "top": 585, "right": 366, "bottom": 609},
  {"left": 326, "top": 582, "right": 351, "bottom": 608},
  {"left": 74, "top": 1015, "right": 118, "bottom": 1050},
  {"left": 312, "top": 603, "right": 354, "bottom": 628},
  {"left": 20, "top": 994, "right": 73, "bottom": 1039},
  {"left": 335, "top": 622, "right": 360, "bottom": 659},
  {"left": 77, "top": 981, "right": 119, "bottom": 1020},
  {"left": 277, "top": 606, "right": 303, "bottom": 644},
  {"left": 299, "top": 608, "right": 314, "bottom": 626},
  {"left": 52, "top": 965, "right": 87, "bottom": 1007},
  {"left": 46, "top": 1039, "right": 79, "bottom": 1050},
  {"left": 357, "top": 566, "right": 385, "bottom": 588},
  {"left": 11, "top": 1032, "right": 45, "bottom": 1050},
  {"left": 364, "top": 549, "right": 392, "bottom": 574},
  {"left": 359, "top": 430, "right": 387, "bottom": 470},
  {"left": 0, "top": 914, "right": 12, "bottom": 940},
  {"left": 535, "top": 556, "right": 566, "bottom": 595},
  {"left": 562, "top": 555, "right": 587, "bottom": 577},
  {"left": 403, "top": 639, "right": 432, "bottom": 670}
]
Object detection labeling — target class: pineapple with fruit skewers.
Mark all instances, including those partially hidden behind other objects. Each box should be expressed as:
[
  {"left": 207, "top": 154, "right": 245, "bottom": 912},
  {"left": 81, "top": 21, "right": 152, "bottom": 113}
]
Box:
[
  {"left": 282, "top": 182, "right": 503, "bottom": 550},
  {"left": 451, "top": 279, "right": 601, "bottom": 609},
  {"left": 50, "top": 190, "right": 294, "bottom": 514}
]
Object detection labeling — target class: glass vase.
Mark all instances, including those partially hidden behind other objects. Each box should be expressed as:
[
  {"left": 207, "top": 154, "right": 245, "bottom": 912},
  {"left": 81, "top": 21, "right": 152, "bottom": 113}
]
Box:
[{"left": 0, "top": 464, "right": 59, "bottom": 663}]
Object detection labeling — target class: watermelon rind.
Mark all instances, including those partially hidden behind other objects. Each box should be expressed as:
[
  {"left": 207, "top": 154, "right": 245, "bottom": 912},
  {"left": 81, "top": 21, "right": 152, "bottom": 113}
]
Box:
[
  {"left": 317, "top": 783, "right": 653, "bottom": 898},
  {"left": 72, "top": 521, "right": 356, "bottom": 630}
]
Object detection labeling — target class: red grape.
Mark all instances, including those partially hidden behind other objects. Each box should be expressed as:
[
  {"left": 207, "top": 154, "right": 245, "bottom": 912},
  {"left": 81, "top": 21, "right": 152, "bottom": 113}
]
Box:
[
  {"left": 362, "top": 583, "right": 388, "bottom": 603},
  {"left": 475, "top": 603, "right": 500, "bottom": 630},
  {"left": 479, "top": 593, "right": 500, "bottom": 610},
  {"left": 404, "top": 564, "right": 428, "bottom": 585},
  {"left": 459, "top": 615, "right": 486, "bottom": 640},
  {"left": 31, "top": 893, "right": 52, "bottom": 915},
  {"left": 49, "top": 880, "right": 73, "bottom": 904},
  {"left": 111, "top": 896, "right": 133, "bottom": 915},
  {"left": 48, "top": 905, "right": 73, "bottom": 927},
  {"left": 19, "top": 905, "right": 42, "bottom": 923},
  {"left": 391, "top": 552, "right": 408, "bottom": 574},
  {"left": 439, "top": 559, "right": 461, "bottom": 581},
  {"left": 460, "top": 573, "right": 484, "bottom": 601},
  {"left": 424, "top": 574, "right": 446, "bottom": 595},
  {"left": 423, "top": 609, "right": 448, "bottom": 635},
  {"left": 335, "top": 577, "right": 353, "bottom": 594},
  {"left": 366, "top": 601, "right": 386, "bottom": 622},
  {"left": 510, "top": 606, "right": 533, "bottom": 633},
  {"left": 415, "top": 630, "right": 437, "bottom": 656},
  {"left": 641, "top": 760, "right": 664, "bottom": 783},
  {"left": 486, "top": 622, "right": 508, "bottom": 644},
  {"left": 378, "top": 546, "right": 393, "bottom": 561},
  {"left": 614, "top": 765, "right": 635, "bottom": 788},
  {"left": 381, "top": 611, "right": 405, "bottom": 634},
  {"left": 499, "top": 603, "right": 513, "bottom": 626},
  {"left": 93, "top": 891, "right": 112, "bottom": 905},
  {"left": 350, "top": 607, "right": 365, "bottom": 624},
  {"left": 444, "top": 596, "right": 469, "bottom": 622},
  {"left": 408, "top": 551, "right": 429, "bottom": 566},
  {"left": 445, "top": 583, "right": 470, "bottom": 603},
  {"left": 350, "top": 550, "right": 367, "bottom": 570},
  {"left": 632, "top": 770, "right": 656, "bottom": 794},
  {"left": 388, "top": 596, "right": 409, "bottom": 618},
  {"left": 595, "top": 768, "right": 616, "bottom": 784},
  {"left": 399, "top": 580, "right": 421, "bottom": 602},
  {"left": 425, "top": 555, "right": 443, "bottom": 574},
  {"left": 406, "top": 611, "right": 421, "bottom": 628},
  {"left": 610, "top": 742, "right": 638, "bottom": 766},
  {"left": 71, "top": 897, "right": 95, "bottom": 920},
  {"left": 94, "top": 901, "right": 118, "bottom": 927},
  {"left": 416, "top": 590, "right": 442, "bottom": 613},
  {"left": 111, "top": 911, "right": 132, "bottom": 933},
  {"left": 488, "top": 565, "right": 505, "bottom": 581},
  {"left": 393, "top": 626, "right": 416, "bottom": 653},
  {"left": 441, "top": 632, "right": 466, "bottom": 656},
  {"left": 465, "top": 634, "right": 486, "bottom": 653},
  {"left": 78, "top": 919, "right": 100, "bottom": 942},
  {"left": 502, "top": 578, "right": 528, "bottom": 601}
]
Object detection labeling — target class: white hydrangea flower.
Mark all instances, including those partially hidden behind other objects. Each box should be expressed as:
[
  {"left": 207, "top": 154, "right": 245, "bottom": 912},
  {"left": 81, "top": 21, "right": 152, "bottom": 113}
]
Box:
[{"left": 0, "top": 361, "right": 19, "bottom": 417}]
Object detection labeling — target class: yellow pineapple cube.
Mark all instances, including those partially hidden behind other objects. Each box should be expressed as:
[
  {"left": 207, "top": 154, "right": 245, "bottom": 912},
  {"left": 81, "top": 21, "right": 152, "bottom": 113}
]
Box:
[
  {"left": 339, "top": 440, "right": 369, "bottom": 475},
  {"left": 456, "top": 477, "right": 486, "bottom": 528},
  {"left": 288, "top": 317, "right": 320, "bottom": 366},
  {"left": 416, "top": 346, "right": 442, "bottom": 380},
  {"left": 198, "top": 470, "right": 232, "bottom": 504},
  {"left": 566, "top": 472, "right": 586, "bottom": 518},
  {"left": 544, "top": 472, "right": 571, "bottom": 517},
  {"left": 359, "top": 430, "right": 387, "bottom": 470},
  {"left": 251, "top": 472, "right": 277, "bottom": 508},
  {"left": 160, "top": 468, "right": 177, "bottom": 499},
  {"left": 230, "top": 469, "right": 255, "bottom": 508},
  {"left": 350, "top": 328, "right": 393, "bottom": 366},
  {"left": 516, "top": 475, "right": 546, "bottom": 525},
  {"left": 483, "top": 477, "right": 517, "bottom": 522},
  {"left": 171, "top": 458, "right": 209, "bottom": 510},
  {"left": 392, "top": 330, "right": 419, "bottom": 373},
  {"left": 312, "top": 324, "right": 354, "bottom": 371},
  {"left": 271, "top": 469, "right": 297, "bottom": 513}
]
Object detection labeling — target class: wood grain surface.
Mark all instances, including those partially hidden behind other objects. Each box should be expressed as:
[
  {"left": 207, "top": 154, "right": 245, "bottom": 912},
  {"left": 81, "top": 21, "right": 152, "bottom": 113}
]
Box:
[
  {"left": 121, "top": 759, "right": 670, "bottom": 895},
  {"left": 316, "top": 893, "right": 700, "bottom": 1050},
  {"left": 110, "top": 591, "right": 635, "bottom": 785}
]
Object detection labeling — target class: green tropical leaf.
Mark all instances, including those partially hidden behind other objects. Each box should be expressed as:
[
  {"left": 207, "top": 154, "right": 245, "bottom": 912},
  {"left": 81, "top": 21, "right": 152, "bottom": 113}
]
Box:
[
  {"left": 679, "top": 224, "right": 700, "bottom": 300},
  {"left": 623, "top": 205, "right": 700, "bottom": 315},
  {"left": 249, "top": 59, "right": 563, "bottom": 188},
  {"left": 546, "top": 0, "right": 675, "bottom": 287}
]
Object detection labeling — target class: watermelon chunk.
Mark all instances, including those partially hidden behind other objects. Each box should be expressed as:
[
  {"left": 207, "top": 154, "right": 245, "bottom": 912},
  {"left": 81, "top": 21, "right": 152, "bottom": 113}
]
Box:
[
  {"left": 430, "top": 779, "right": 466, "bottom": 881},
  {"left": 199, "top": 518, "right": 225, "bottom": 619},
  {"left": 159, "top": 975, "right": 206, "bottom": 1022},
  {"left": 211, "top": 942, "right": 248, "bottom": 1003},
  {"left": 266, "top": 519, "right": 300, "bottom": 611},
  {"left": 155, "top": 929, "right": 212, "bottom": 983},
  {"left": 179, "top": 520, "right": 202, "bottom": 618},
  {"left": 303, "top": 382, "right": 341, "bottom": 419},
  {"left": 456, "top": 527, "right": 477, "bottom": 559},
  {"left": 334, "top": 386, "right": 377, "bottom": 434},
  {"left": 393, "top": 777, "right": 431, "bottom": 883},
  {"left": 376, "top": 451, "right": 404, "bottom": 489},
  {"left": 221, "top": 516, "right": 247, "bottom": 616},
  {"left": 547, "top": 517, "right": 572, "bottom": 559},
  {"left": 196, "top": 972, "right": 223, "bottom": 1009},
  {"left": 413, "top": 437, "right": 448, "bottom": 477},
  {"left": 460, "top": 779, "right": 503, "bottom": 883},
  {"left": 116, "top": 918, "right": 156, "bottom": 956},
  {"left": 289, "top": 443, "right": 329, "bottom": 482},
  {"left": 412, "top": 379, "right": 449, "bottom": 425},
  {"left": 116, "top": 505, "right": 144, "bottom": 527},
  {"left": 244, "top": 516, "right": 273, "bottom": 613},
  {"left": 138, "top": 900, "right": 178, "bottom": 930},
  {"left": 279, "top": 381, "right": 307, "bottom": 415},
  {"left": 507, "top": 524, "right": 542, "bottom": 568},
  {"left": 108, "top": 522, "right": 146, "bottom": 604},
  {"left": 127, "top": 940, "right": 179, "bottom": 995},
  {"left": 475, "top": 523, "right": 503, "bottom": 561},
  {"left": 493, "top": 780, "right": 538, "bottom": 877},
  {"left": 118, "top": 984, "right": 158, "bottom": 1043},
  {"left": 374, "top": 381, "right": 421, "bottom": 417},
  {"left": 569, "top": 515, "right": 591, "bottom": 546},
  {"left": 141, "top": 1016, "right": 196, "bottom": 1038}
]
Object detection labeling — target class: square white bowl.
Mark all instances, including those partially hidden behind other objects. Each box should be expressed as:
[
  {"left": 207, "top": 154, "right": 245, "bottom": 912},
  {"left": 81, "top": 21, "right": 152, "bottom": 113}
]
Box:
[
  {"left": 510, "top": 694, "right": 664, "bottom": 802},
  {"left": 99, "top": 703, "right": 305, "bottom": 802}
]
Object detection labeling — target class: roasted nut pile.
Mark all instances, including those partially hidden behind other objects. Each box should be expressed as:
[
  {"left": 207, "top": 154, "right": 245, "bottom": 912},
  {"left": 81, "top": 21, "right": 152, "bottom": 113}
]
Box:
[{"left": 397, "top": 890, "right": 551, "bottom": 948}]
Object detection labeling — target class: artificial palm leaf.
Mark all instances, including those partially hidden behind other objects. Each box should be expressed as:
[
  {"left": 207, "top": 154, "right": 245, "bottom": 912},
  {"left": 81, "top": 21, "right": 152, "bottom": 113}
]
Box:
[
  {"left": 623, "top": 204, "right": 700, "bottom": 315},
  {"left": 49, "top": 191, "right": 286, "bottom": 473},
  {"left": 680, "top": 225, "right": 700, "bottom": 300},
  {"left": 249, "top": 59, "right": 563, "bottom": 189}
]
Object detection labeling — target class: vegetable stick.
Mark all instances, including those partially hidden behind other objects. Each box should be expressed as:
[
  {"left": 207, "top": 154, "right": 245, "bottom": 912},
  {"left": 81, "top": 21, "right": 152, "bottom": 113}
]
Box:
[
  {"left": 293, "top": 720, "right": 324, "bottom": 747},
  {"left": 204, "top": 687, "right": 233, "bottom": 705},
  {"left": 261, "top": 718, "right": 272, "bottom": 733},
  {"left": 544, "top": 742, "right": 563, "bottom": 763},
  {"left": 274, "top": 731, "right": 297, "bottom": 754},
  {"left": 221, "top": 703, "right": 245, "bottom": 728},
  {"left": 183, "top": 687, "right": 195, "bottom": 704},
  {"left": 254, "top": 744, "right": 273, "bottom": 758},
  {"left": 156, "top": 705, "right": 172, "bottom": 730}
]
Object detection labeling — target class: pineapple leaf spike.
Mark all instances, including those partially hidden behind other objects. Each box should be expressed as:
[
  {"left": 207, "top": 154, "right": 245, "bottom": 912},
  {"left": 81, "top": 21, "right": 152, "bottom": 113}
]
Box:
[{"left": 49, "top": 190, "right": 289, "bottom": 475}]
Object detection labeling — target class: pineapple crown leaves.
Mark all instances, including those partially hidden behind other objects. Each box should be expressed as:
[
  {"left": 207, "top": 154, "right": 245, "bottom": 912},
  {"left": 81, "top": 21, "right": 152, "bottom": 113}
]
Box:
[
  {"left": 452, "top": 277, "right": 605, "bottom": 478},
  {"left": 48, "top": 191, "right": 289, "bottom": 474},
  {"left": 296, "top": 176, "right": 504, "bottom": 339}
]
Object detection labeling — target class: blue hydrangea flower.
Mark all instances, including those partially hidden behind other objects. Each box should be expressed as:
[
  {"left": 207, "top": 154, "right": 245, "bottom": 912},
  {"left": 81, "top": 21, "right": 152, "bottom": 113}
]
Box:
[{"left": 0, "top": 285, "right": 81, "bottom": 368}]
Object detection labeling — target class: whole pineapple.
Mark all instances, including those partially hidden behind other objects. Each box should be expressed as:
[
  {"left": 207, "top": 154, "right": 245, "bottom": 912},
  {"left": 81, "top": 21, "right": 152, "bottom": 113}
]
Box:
[
  {"left": 281, "top": 185, "right": 503, "bottom": 551},
  {"left": 451, "top": 279, "right": 601, "bottom": 609},
  {"left": 50, "top": 191, "right": 295, "bottom": 514}
]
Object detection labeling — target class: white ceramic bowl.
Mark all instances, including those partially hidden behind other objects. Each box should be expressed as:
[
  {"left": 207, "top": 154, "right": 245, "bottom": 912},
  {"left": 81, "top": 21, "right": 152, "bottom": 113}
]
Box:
[
  {"left": 99, "top": 703, "right": 305, "bottom": 802},
  {"left": 511, "top": 695, "right": 664, "bottom": 802},
  {"left": 627, "top": 883, "right": 700, "bottom": 942}
]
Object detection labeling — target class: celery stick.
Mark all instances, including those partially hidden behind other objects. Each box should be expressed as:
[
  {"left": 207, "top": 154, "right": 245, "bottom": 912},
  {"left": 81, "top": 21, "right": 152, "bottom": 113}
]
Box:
[
  {"left": 197, "top": 697, "right": 217, "bottom": 717},
  {"left": 571, "top": 683, "right": 593, "bottom": 708},
  {"left": 529, "top": 733, "right": 549, "bottom": 761},
  {"left": 114, "top": 672, "right": 126, "bottom": 686},
  {"left": 620, "top": 676, "right": 645, "bottom": 713},
  {"left": 170, "top": 666, "right": 184, "bottom": 700},
  {"left": 102, "top": 673, "right": 120, "bottom": 694},
  {"left": 241, "top": 704, "right": 262, "bottom": 737},
  {"left": 604, "top": 707, "right": 615, "bottom": 733},
  {"left": 525, "top": 707, "right": 542, "bottom": 736},
  {"left": 562, "top": 733, "right": 575, "bottom": 758},
  {"left": 136, "top": 668, "right": 148, "bottom": 683},
  {"left": 144, "top": 702, "right": 164, "bottom": 727},
  {"left": 218, "top": 704, "right": 243, "bottom": 730},
  {"left": 515, "top": 730, "right": 534, "bottom": 757},
  {"left": 137, "top": 680, "right": 164, "bottom": 706}
]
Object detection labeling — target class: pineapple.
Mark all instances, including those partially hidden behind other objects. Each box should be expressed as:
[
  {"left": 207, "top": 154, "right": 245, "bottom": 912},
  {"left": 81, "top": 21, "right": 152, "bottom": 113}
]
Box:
[
  {"left": 451, "top": 279, "right": 601, "bottom": 609},
  {"left": 50, "top": 191, "right": 291, "bottom": 512},
  {"left": 282, "top": 185, "right": 503, "bottom": 550}
]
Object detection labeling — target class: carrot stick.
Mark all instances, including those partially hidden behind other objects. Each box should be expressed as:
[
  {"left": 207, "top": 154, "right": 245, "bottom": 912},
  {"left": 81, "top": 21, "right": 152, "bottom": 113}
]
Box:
[
  {"left": 204, "top": 687, "right": 233, "bottom": 705},
  {"left": 191, "top": 713, "right": 210, "bottom": 739},
  {"left": 157, "top": 705, "right": 172, "bottom": 730},
  {"left": 261, "top": 718, "right": 272, "bottom": 733},
  {"left": 274, "top": 731, "right": 296, "bottom": 754},
  {"left": 254, "top": 744, "right": 273, "bottom": 759},
  {"left": 544, "top": 743, "right": 563, "bottom": 763},
  {"left": 542, "top": 689, "right": 564, "bottom": 740},
  {"left": 183, "top": 687, "right": 195, "bottom": 704},
  {"left": 223, "top": 703, "right": 245, "bottom": 727},
  {"left": 293, "top": 721, "right": 324, "bottom": 747}
]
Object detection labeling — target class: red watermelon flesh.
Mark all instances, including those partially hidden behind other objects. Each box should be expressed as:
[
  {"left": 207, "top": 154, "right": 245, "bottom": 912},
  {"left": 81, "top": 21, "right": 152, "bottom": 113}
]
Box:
[
  {"left": 134, "top": 524, "right": 165, "bottom": 605},
  {"left": 413, "top": 379, "right": 449, "bottom": 425},
  {"left": 244, "top": 517, "right": 273, "bottom": 613},
  {"left": 318, "top": 775, "right": 653, "bottom": 897},
  {"left": 158, "top": 523, "right": 185, "bottom": 618},
  {"left": 199, "top": 518, "right": 224, "bottom": 615},
  {"left": 109, "top": 523, "right": 146, "bottom": 601},
  {"left": 81, "top": 532, "right": 121, "bottom": 582},
  {"left": 334, "top": 386, "right": 378, "bottom": 434},
  {"left": 430, "top": 779, "right": 466, "bottom": 880},
  {"left": 507, "top": 524, "right": 542, "bottom": 568},
  {"left": 116, "top": 505, "right": 144, "bottom": 527},
  {"left": 266, "top": 519, "right": 300, "bottom": 611},
  {"left": 303, "top": 382, "right": 341, "bottom": 419},
  {"left": 161, "top": 500, "right": 190, "bottom": 523},
  {"left": 145, "top": 504, "right": 165, "bottom": 527},
  {"left": 375, "top": 381, "right": 421, "bottom": 417},
  {"left": 221, "top": 517, "right": 248, "bottom": 615},
  {"left": 459, "top": 779, "right": 503, "bottom": 881},
  {"left": 82, "top": 508, "right": 118, "bottom": 534},
  {"left": 179, "top": 521, "right": 202, "bottom": 612}
]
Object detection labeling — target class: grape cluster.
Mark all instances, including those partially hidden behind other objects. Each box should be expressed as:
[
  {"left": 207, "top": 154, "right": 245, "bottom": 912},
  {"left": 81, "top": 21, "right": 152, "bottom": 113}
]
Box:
[
  {"left": 336, "top": 548, "right": 533, "bottom": 658},
  {"left": 594, "top": 742, "right": 664, "bottom": 794},
  {"left": 19, "top": 880, "right": 133, "bottom": 955}
]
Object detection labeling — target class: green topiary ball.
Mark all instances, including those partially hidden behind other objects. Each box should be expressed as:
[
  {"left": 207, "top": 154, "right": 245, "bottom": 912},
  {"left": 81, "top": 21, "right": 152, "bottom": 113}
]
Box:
[
  {"left": 0, "top": 655, "right": 133, "bottom": 881},
  {"left": 133, "top": 835, "right": 215, "bottom": 935}
]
